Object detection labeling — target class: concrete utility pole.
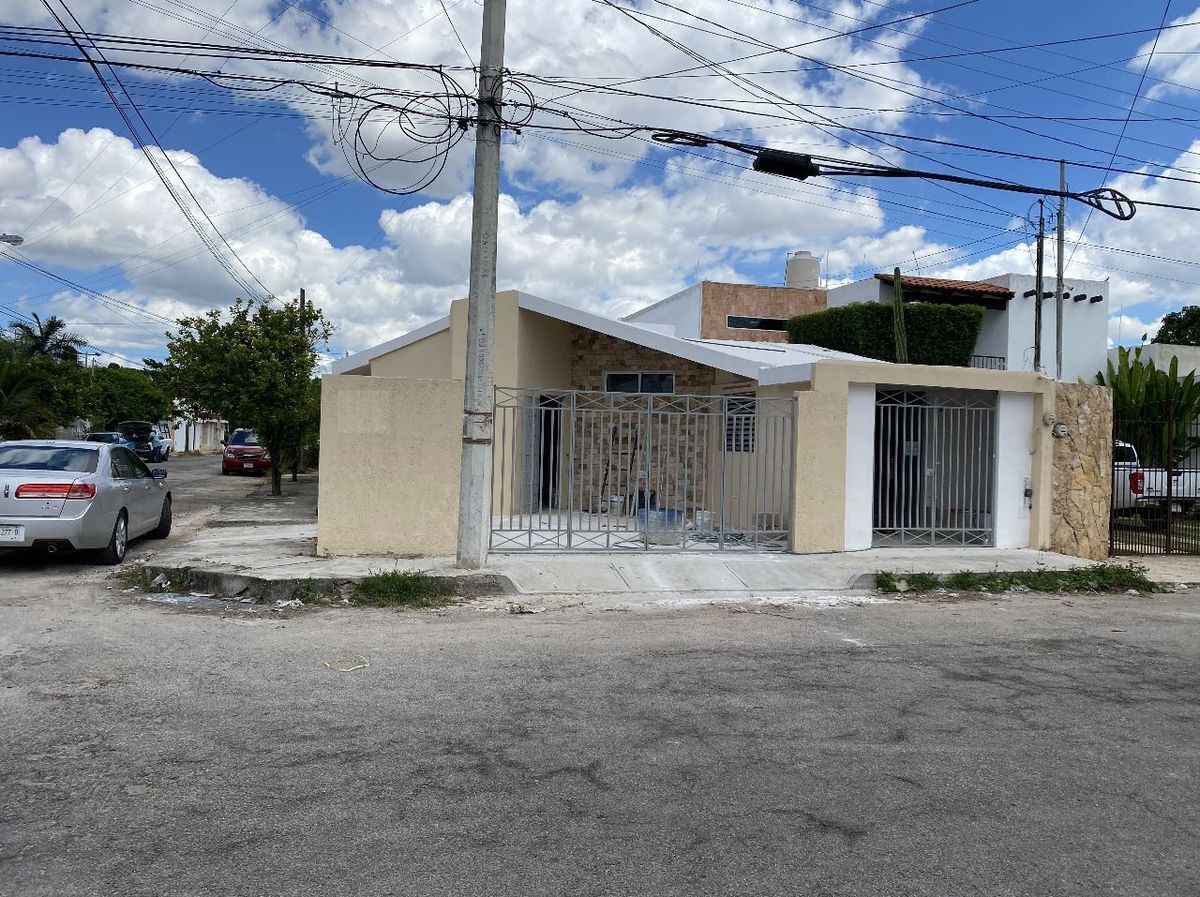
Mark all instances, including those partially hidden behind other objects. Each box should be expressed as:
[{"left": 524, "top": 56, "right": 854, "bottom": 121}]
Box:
[
  {"left": 457, "top": 0, "right": 507, "bottom": 569},
  {"left": 1055, "top": 160, "right": 1066, "bottom": 380},
  {"left": 1034, "top": 199, "right": 1045, "bottom": 374}
]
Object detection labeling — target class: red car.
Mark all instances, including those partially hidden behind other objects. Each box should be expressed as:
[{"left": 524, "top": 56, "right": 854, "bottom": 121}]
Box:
[{"left": 221, "top": 429, "right": 272, "bottom": 475}]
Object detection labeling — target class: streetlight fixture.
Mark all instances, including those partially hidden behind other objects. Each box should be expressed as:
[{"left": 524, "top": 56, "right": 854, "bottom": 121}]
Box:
[{"left": 0, "top": 233, "right": 24, "bottom": 246}]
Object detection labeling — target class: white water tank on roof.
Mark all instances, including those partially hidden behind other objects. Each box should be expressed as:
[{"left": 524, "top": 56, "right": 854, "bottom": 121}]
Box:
[{"left": 785, "top": 250, "right": 820, "bottom": 288}]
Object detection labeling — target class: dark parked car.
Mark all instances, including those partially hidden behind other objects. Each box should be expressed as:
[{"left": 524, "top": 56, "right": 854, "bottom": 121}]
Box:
[
  {"left": 85, "top": 431, "right": 137, "bottom": 452},
  {"left": 221, "top": 429, "right": 271, "bottom": 475},
  {"left": 117, "top": 421, "right": 156, "bottom": 462}
]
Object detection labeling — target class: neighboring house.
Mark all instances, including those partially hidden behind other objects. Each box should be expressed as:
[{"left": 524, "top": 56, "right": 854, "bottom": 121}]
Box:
[
  {"left": 171, "top": 413, "right": 226, "bottom": 453},
  {"left": 622, "top": 250, "right": 826, "bottom": 342},
  {"left": 827, "top": 272, "right": 1109, "bottom": 381},
  {"left": 321, "top": 288, "right": 1063, "bottom": 560}
]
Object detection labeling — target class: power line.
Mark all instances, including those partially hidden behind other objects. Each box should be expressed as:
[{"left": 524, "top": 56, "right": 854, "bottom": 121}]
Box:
[
  {"left": 38, "top": 0, "right": 275, "bottom": 304},
  {"left": 1066, "top": 1, "right": 1174, "bottom": 293}
]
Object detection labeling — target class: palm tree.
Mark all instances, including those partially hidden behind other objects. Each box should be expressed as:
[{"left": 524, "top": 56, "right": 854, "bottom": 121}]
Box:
[
  {"left": 9, "top": 313, "right": 87, "bottom": 363},
  {"left": 0, "top": 357, "right": 53, "bottom": 439}
]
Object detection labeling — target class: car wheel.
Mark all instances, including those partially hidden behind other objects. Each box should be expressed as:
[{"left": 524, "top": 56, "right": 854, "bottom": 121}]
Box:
[
  {"left": 95, "top": 511, "right": 128, "bottom": 565},
  {"left": 151, "top": 497, "right": 172, "bottom": 539},
  {"left": 221, "top": 466, "right": 230, "bottom": 475}
]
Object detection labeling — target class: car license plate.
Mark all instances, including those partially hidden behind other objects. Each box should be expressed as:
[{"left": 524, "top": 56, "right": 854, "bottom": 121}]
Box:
[
  {"left": 0, "top": 525, "right": 24, "bottom": 542},
  {"left": 243, "top": 462, "right": 255, "bottom": 469}
]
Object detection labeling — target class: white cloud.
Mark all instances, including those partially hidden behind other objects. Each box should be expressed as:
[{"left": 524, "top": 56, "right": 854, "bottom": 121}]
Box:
[{"left": 1108, "top": 313, "right": 1163, "bottom": 348}]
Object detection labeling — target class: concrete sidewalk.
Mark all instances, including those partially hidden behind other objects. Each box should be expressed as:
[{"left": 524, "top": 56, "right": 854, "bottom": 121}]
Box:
[{"left": 132, "top": 470, "right": 1191, "bottom": 601}]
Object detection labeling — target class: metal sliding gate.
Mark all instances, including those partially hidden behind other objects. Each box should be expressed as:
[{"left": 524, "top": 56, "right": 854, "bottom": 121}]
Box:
[
  {"left": 872, "top": 387, "right": 997, "bottom": 547},
  {"left": 491, "top": 387, "right": 795, "bottom": 551}
]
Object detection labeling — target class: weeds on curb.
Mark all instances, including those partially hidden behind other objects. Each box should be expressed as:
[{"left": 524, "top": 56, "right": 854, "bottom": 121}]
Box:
[
  {"left": 115, "top": 567, "right": 170, "bottom": 593},
  {"left": 876, "top": 563, "right": 1159, "bottom": 595},
  {"left": 352, "top": 570, "right": 458, "bottom": 608}
]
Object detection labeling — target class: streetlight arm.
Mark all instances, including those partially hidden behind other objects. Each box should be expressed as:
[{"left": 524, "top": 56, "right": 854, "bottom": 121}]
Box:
[{"left": 0, "top": 233, "right": 24, "bottom": 246}]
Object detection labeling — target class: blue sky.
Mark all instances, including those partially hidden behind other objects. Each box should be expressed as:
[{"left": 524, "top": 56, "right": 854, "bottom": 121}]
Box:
[{"left": 2, "top": 0, "right": 1199, "bottom": 365}]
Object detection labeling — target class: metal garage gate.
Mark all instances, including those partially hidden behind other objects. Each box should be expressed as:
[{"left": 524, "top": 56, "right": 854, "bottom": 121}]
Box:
[
  {"left": 872, "top": 387, "right": 997, "bottom": 547},
  {"left": 490, "top": 387, "right": 795, "bottom": 551}
]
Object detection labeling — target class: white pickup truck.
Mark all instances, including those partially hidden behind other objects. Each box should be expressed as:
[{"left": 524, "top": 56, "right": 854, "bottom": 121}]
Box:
[{"left": 1113, "top": 440, "right": 1200, "bottom": 518}]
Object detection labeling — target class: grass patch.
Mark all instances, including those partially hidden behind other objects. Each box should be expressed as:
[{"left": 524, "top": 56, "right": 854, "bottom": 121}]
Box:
[
  {"left": 352, "top": 570, "right": 458, "bottom": 608},
  {"left": 877, "top": 563, "right": 1159, "bottom": 595},
  {"left": 115, "top": 567, "right": 171, "bottom": 593},
  {"left": 875, "top": 571, "right": 901, "bottom": 593}
]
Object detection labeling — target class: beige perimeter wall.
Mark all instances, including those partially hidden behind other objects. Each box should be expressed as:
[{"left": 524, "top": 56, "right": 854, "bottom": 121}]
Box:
[
  {"left": 1051, "top": 383, "right": 1113, "bottom": 560},
  {"left": 317, "top": 375, "right": 463, "bottom": 557}
]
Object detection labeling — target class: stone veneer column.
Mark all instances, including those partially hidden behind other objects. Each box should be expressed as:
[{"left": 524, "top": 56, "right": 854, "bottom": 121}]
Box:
[{"left": 1050, "top": 383, "right": 1113, "bottom": 560}]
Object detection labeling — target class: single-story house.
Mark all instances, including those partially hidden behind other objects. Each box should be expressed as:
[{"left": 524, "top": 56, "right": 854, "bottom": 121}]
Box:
[{"left": 319, "top": 286, "right": 1102, "bottom": 560}]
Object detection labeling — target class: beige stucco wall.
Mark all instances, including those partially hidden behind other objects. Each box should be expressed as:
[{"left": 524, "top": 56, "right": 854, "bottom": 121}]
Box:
[
  {"left": 787, "top": 361, "right": 1056, "bottom": 554},
  {"left": 317, "top": 375, "right": 463, "bottom": 557},
  {"left": 518, "top": 311, "right": 573, "bottom": 388},
  {"left": 370, "top": 328, "right": 453, "bottom": 378},
  {"left": 1051, "top": 383, "right": 1113, "bottom": 560}
]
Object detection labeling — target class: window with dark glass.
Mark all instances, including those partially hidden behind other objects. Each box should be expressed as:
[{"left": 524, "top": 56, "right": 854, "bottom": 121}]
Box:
[
  {"left": 726, "top": 315, "right": 789, "bottom": 331},
  {"left": 604, "top": 372, "right": 675, "bottom": 394}
]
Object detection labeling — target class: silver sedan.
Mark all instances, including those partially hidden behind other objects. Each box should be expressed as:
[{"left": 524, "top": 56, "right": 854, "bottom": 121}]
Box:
[{"left": 0, "top": 440, "right": 172, "bottom": 564}]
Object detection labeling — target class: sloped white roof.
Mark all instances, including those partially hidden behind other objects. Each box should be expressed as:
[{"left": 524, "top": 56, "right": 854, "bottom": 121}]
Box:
[{"left": 332, "top": 291, "right": 885, "bottom": 384}]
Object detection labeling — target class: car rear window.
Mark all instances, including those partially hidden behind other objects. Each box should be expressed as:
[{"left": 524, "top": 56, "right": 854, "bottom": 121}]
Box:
[{"left": 0, "top": 446, "right": 99, "bottom": 472}]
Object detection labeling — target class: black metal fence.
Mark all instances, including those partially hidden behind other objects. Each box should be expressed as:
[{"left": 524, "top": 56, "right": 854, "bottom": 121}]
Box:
[{"left": 1110, "top": 417, "right": 1200, "bottom": 555}]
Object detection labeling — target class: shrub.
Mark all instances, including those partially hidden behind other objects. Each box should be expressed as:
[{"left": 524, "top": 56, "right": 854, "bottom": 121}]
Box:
[{"left": 787, "top": 301, "right": 984, "bottom": 367}]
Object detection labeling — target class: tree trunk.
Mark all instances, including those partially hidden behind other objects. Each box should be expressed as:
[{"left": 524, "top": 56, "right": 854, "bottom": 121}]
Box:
[{"left": 270, "top": 456, "right": 283, "bottom": 496}]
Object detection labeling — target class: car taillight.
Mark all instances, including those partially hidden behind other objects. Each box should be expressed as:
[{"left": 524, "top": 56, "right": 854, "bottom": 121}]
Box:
[
  {"left": 1130, "top": 471, "right": 1144, "bottom": 495},
  {"left": 14, "top": 482, "right": 96, "bottom": 499}
]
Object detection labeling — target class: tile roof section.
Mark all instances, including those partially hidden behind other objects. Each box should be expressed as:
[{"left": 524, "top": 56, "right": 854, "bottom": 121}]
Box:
[{"left": 874, "top": 272, "right": 1014, "bottom": 298}]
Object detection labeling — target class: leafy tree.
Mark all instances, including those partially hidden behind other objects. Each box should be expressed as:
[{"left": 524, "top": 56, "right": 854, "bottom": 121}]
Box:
[
  {"left": 1153, "top": 306, "right": 1200, "bottom": 347},
  {"left": 1097, "top": 346, "right": 1200, "bottom": 470},
  {"left": 164, "top": 298, "right": 331, "bottom": 495},
  {"left": 0, "top": 356, "right": 54, "bottom": 439},
  {"left": 83, "top": 364, "right": 172, "bottom": 429},
  {"left": 8, "top": 313, "right": 87, "bottom": 362}
]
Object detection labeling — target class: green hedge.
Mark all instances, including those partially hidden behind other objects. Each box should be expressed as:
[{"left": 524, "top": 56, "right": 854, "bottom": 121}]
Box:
[{"left": 787, "top": 301, "right": 985, "bottom": 366}]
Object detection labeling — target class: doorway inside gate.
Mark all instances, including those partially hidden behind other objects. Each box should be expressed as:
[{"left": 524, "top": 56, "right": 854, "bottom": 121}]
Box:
[
  {"left": 872, "top": 387, "right": 997, "bottom": 546},
  {"left": 491, "top": 387, "right": 795, "bottom": 551}
]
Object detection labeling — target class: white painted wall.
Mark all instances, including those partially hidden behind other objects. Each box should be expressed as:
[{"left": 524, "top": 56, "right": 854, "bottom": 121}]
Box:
[
  {"left": 844, "top": 383, "right": 876, "bottom": 550},
  {"left": 993, "top": 392, "right": 1034, "bottom": 549},
  {"left": 975, "top": 308, "right": 1008, "bottom": 358},
  {"left": 622, "top": 283, "right": 702, "bottom": 337},
  {"left": 1113, "top": 342, "right": 1200, "bottom": 375},
  {"left": 985, "top": 273, "right": 1108, "bottom": 381},
  {"left": 826, "top": 279, "right": 886, "bottom": 308}
]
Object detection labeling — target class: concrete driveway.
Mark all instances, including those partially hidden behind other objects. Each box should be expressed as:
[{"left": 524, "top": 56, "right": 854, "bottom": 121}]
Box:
[{"left": 1, "top": 575, "right": 1197, "bottom": 896}]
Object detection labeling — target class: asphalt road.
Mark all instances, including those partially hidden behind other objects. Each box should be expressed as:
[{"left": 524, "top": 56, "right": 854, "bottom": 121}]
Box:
[
  {"left": 0, "top": 453, "right": 261, "bottom": 575},
  {"left": 1, "top": 573, "right": 1198, "bottom": 896}
]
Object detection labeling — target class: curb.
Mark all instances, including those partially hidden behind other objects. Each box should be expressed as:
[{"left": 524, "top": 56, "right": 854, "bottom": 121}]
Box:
[{"left": 140, "top": 563, "right": 517, "bottom": 603}]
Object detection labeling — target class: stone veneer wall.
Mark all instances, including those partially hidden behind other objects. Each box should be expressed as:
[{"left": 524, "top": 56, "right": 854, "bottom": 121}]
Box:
[
  {"left": 568, "top": 328, "right": 724, "bottom": 517},
  {"left": 700, "top": 282, "right": 827, "bottom": 343},
  {"left": 1051, "top": 382, "right": 1113, "bottom": 560},
  {"left": 569, "top": 328, "right": 720, "bottom": 393}
]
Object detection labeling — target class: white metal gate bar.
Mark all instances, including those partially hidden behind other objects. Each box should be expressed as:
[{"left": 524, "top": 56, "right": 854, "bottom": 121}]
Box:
[
  {"left": 491, "top": 387, "right": 795, "bottom": 551},
  {"left": 872, "top": 387, "right": 997, "bottom": 547}
]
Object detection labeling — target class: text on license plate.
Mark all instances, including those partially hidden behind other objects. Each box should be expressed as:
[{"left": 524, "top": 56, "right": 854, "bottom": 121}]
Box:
[
  {"left": 243, "top": 462, "right": 255, "bottom": 468},
  {"left": 0, "top": 525, "right": 24, "bottom": 542}
]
